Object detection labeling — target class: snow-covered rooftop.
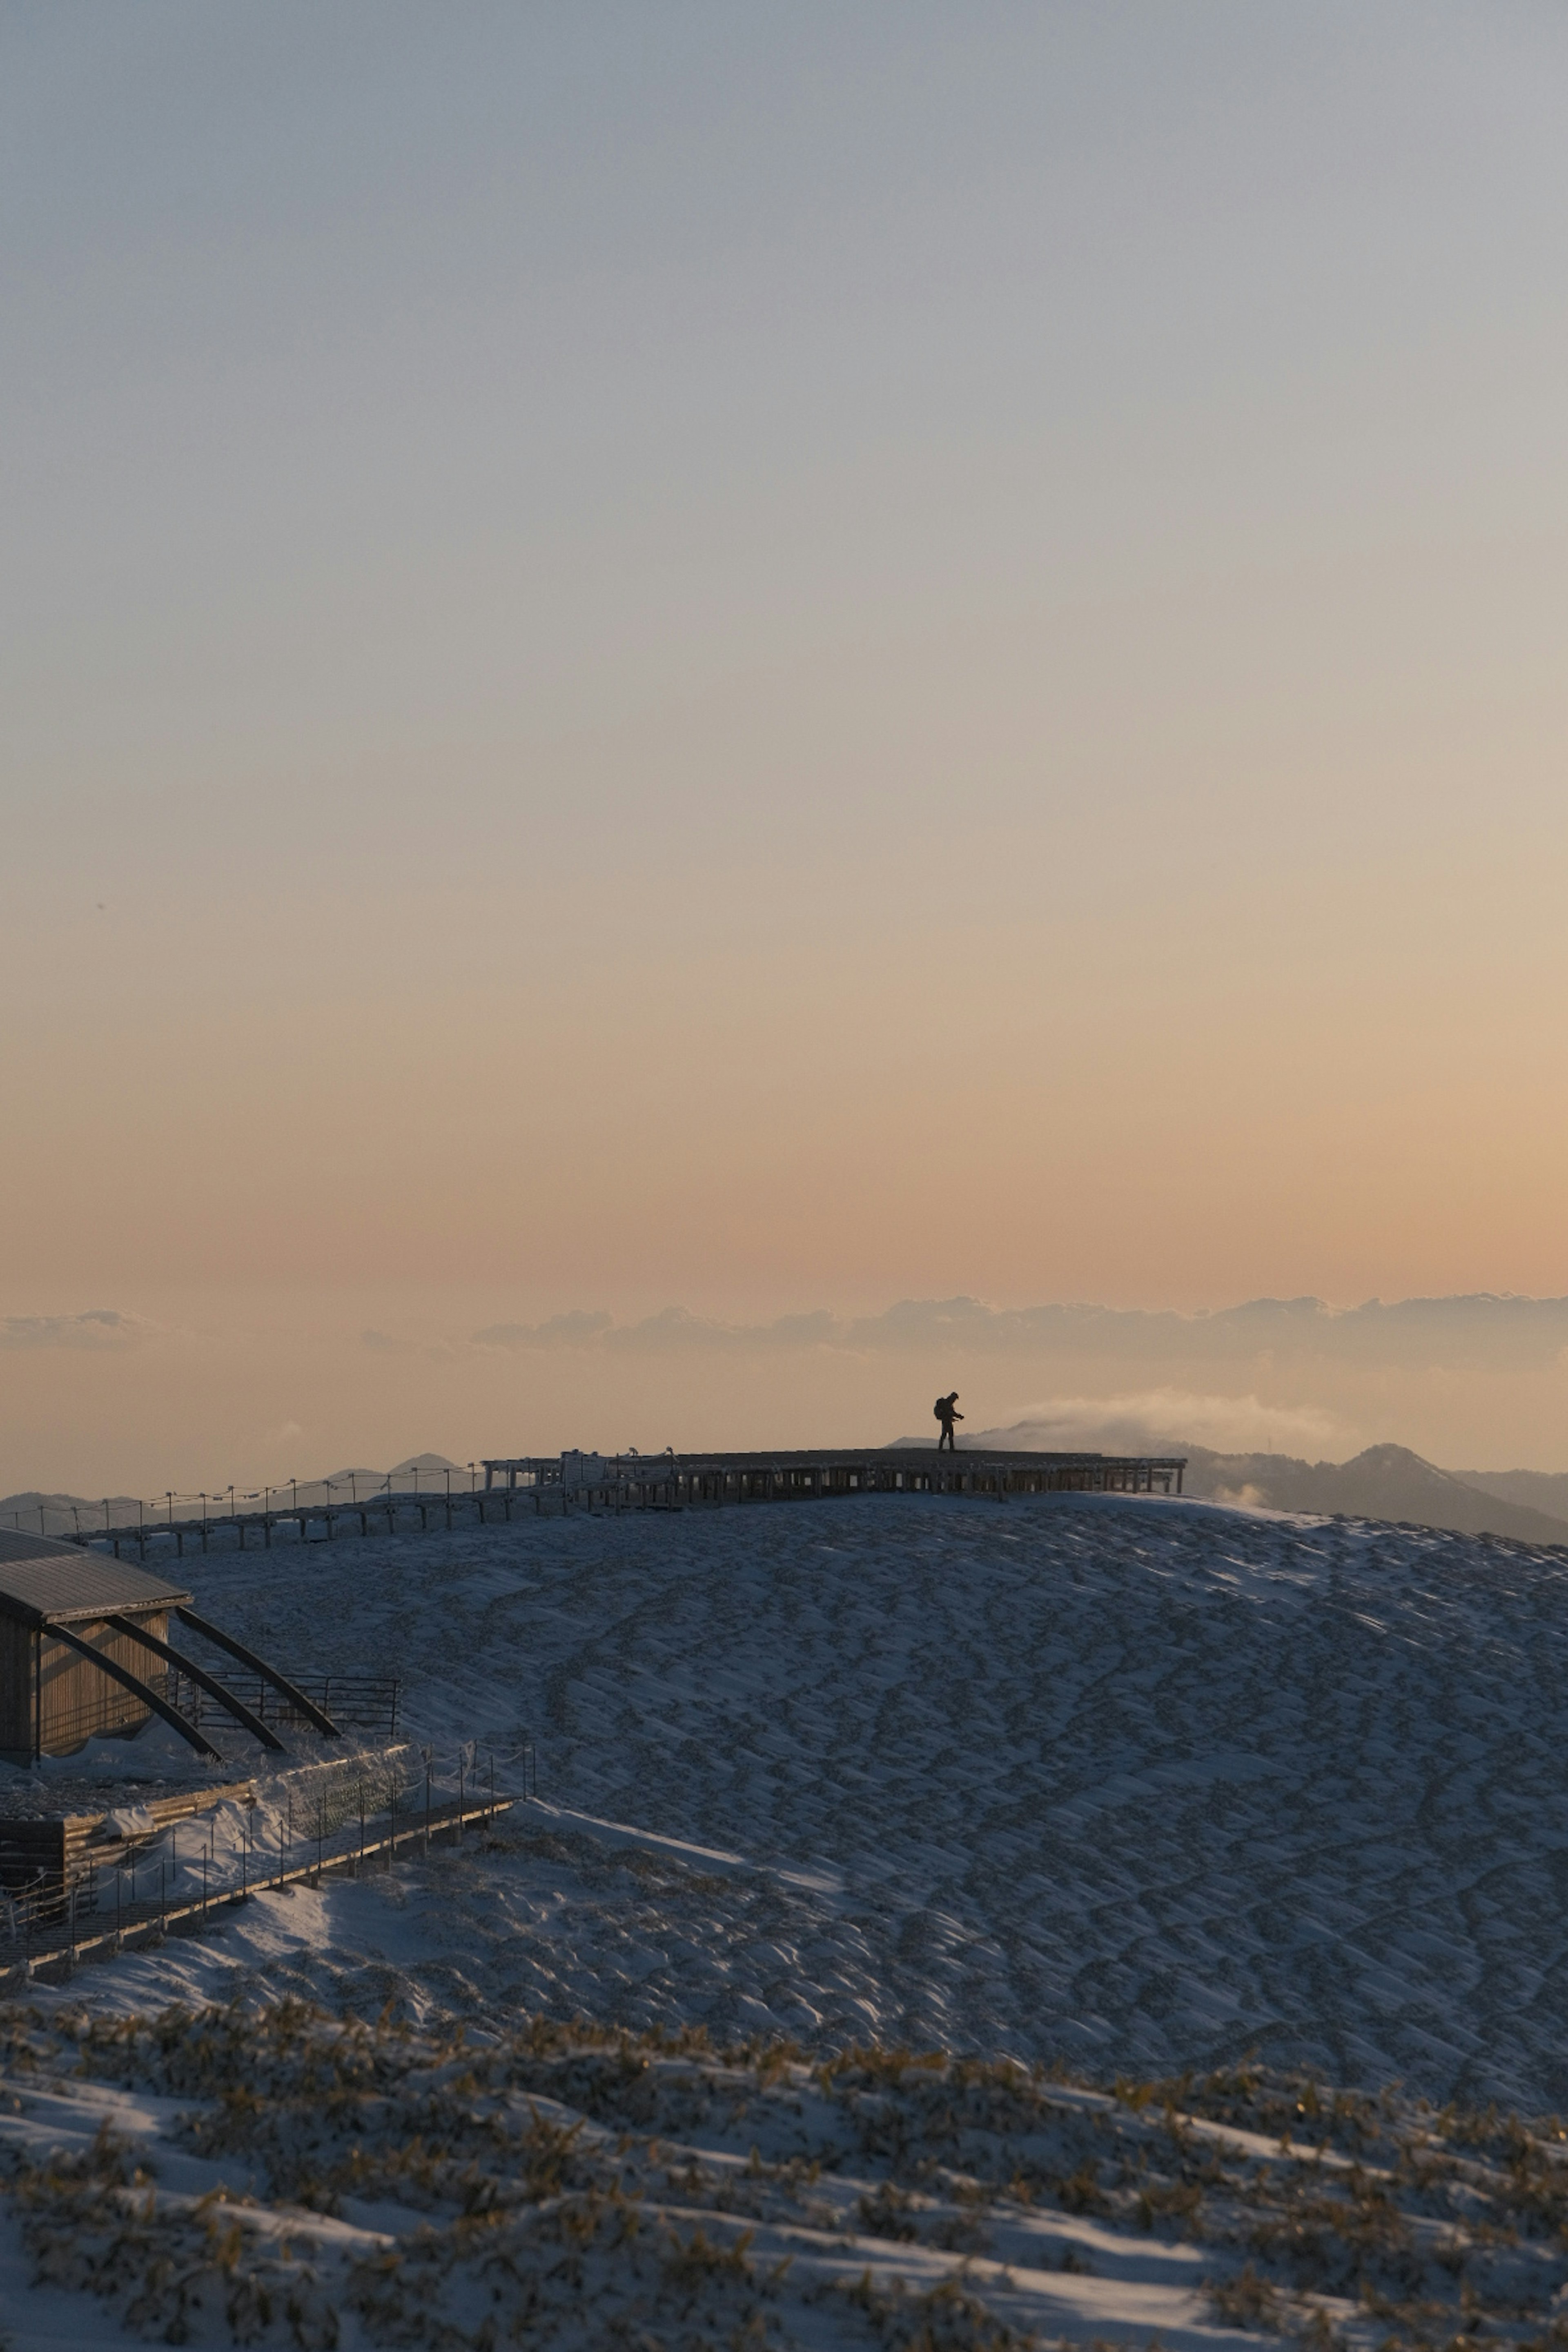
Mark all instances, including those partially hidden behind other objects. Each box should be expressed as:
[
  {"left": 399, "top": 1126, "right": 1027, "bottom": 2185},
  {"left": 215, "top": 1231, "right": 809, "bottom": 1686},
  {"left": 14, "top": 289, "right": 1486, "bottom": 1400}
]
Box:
[{"left": 0, "top": 1528, "right": 189, "bottom": 1626}]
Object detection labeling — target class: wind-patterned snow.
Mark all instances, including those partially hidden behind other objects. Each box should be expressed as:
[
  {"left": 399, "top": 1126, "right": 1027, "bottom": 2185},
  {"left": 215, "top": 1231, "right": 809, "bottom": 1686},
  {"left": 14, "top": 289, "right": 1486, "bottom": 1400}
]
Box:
[{"left": 74, "top": 1488, "right": 1568, "bottom": 2113}]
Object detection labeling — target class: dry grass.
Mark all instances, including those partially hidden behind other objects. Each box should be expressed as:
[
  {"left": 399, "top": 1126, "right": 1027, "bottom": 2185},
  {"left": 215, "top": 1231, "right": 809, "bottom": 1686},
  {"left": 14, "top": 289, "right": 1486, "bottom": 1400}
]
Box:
[{"left": 7, "top": 2000, "right": 1568, "bottom": 2347}]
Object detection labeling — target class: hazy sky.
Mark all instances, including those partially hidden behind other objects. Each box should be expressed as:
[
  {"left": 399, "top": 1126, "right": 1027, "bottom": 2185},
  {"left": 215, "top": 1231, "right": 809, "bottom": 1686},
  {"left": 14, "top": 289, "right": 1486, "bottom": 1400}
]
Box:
[{"left": 5, "top": 6, "right": 1568, "bottom": 1487}]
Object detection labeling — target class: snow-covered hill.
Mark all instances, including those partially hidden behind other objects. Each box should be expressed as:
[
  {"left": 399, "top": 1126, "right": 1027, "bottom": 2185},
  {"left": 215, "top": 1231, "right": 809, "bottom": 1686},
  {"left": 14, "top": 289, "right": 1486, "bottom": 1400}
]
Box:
[
  {"left": 9, "top": 1487, "right": 1568, "bottom": 2347},
  {"left": 36, "top": 1486, "right": 1568, "bottom": 2111}
]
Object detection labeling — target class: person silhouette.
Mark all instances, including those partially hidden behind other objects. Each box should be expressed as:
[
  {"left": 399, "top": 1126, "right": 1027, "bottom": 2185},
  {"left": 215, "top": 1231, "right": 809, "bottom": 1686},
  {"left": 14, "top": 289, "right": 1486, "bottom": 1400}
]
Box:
[{"left": 934, "top": 1392, "right": 962, "bottom": 1451}]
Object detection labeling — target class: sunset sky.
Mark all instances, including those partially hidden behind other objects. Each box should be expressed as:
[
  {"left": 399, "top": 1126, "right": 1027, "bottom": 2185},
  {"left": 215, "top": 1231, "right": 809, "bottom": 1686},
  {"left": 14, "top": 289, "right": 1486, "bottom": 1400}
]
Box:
[{"left": 5, "top": 6, "right": 1568, "bottom": 1492}]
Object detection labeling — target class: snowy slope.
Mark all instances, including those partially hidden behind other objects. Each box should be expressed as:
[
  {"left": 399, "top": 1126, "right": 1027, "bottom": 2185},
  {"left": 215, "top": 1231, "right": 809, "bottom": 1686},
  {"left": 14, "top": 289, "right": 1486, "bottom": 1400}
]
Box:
[
  {"left": 10, "top": 1487, "right": 1568, "bottom": 2344},
  {"left": 26, "top": 1486, "right": 1568, "bottom": 2112},
  {"left": 18, "top": 1993, "right": 1568, "bottom": 2352}
]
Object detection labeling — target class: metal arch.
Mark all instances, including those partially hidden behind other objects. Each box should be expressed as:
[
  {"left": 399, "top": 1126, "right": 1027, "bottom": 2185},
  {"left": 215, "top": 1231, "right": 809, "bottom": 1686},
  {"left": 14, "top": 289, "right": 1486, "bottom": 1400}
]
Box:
[
  {"left": 42, "top": 1621, "right": 222, "bottom": 1761},
  {"left": 106, "top": 1615, "right": 286, "bottom": 1753},
  {"left": 174, "top": 1607, "right": 340, "bottom": 1736}
]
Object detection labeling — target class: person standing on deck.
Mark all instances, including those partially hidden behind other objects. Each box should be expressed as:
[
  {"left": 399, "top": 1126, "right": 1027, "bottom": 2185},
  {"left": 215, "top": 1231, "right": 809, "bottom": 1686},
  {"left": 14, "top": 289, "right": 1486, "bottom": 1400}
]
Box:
[{"left": 934, "top": 1392, "right": 962, "bottom": 1451}]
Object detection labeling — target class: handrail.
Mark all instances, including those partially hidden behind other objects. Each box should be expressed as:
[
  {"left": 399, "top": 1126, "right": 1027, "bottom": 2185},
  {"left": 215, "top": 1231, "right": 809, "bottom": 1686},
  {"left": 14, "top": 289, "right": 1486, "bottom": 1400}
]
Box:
[{"left": 175, "top": 1608, "right": 340, "bottom": 1736}]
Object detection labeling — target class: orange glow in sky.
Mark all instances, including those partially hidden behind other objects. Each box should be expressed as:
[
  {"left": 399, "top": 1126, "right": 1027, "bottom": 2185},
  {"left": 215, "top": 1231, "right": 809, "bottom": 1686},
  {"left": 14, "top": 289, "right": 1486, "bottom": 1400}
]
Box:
[{"left": 5, "top": 7, "right": 1568, "bottom": 1489}]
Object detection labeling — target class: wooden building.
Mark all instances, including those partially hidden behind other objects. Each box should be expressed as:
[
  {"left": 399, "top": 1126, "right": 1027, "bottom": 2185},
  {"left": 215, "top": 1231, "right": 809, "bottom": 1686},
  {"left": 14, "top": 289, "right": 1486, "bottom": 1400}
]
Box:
[
  {"left": 0, "top": 1527, "right": 336, "bottom": 1765},
  {"left": 0, "top": 1529, "right": 198, "bottom": 1763}
]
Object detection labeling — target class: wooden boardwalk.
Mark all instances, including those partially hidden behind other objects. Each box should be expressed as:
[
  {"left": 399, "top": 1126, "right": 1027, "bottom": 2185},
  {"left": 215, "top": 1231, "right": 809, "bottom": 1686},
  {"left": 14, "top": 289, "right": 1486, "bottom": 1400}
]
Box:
[
  {"left": 74, "top": 1483, "right": 524, "bottom": 1560},
  {"left": 2, "top": 1790, "right": 518, "bottom": 1984},
  {"left": 59, "top": 1450, "right": 1186, "bottom": 1560},
  {"left": 484, "top": 1447, "right": 1188, "bottom": 1509}
]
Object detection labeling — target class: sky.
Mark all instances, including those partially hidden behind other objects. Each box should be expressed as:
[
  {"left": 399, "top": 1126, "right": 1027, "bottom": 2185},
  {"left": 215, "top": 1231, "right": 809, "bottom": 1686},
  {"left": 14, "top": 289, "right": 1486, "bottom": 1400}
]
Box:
[{"left": 4, "top": 4, "right": 1568, "bottom": 1491}]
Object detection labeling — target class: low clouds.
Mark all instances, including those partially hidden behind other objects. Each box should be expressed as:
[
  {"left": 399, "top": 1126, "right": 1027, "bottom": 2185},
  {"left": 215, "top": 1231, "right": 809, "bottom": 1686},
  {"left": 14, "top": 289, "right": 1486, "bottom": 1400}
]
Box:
[
  {"left": 473, "top": 1311, "right": 615, "bottom": 1350},
  {"left": 465, "top": 1294, "right": 1568, "bottom": 1372},
  {"left": 473, "top": 1307, "right": 846, "bottom": 1353},
  {"left": 6, "top": 1290, "right": 1564, "bottom": 1493},
  {"left": 0, "top": 1309, "right": 151, "bottom": 1351},
  {"left": 976, "top": 1390, "right": 1356, "bottom": 1459},
  {"left": 362, "top": 1328, "right": 464, "bottom": 1363},
  {"left": 14, "top": 1294, "right": 1566, "bottom": 1373},
  {"left": 13, "top": 1291, "right": 1548, "bottom": 1388},
  {"left": 468, "top": 1300, "right": 1057, "bottom": 1355}
]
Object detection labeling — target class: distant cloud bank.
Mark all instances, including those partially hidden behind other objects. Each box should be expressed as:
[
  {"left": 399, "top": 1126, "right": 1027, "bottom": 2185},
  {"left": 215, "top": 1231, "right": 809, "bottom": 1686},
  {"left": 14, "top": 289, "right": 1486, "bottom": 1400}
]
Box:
[
  {"left": 976, "top": 1389, "right": 1354, "bottom": 1457},
  {"left": 0, "top": 1309, "right": 151, "bottom": 1352},
  {"left": 471, "top": 1293, "right": 1568, "bottom": 1369},
  {"left": 15, "top": 1292, "right": 1568, "bottom": 1380}
]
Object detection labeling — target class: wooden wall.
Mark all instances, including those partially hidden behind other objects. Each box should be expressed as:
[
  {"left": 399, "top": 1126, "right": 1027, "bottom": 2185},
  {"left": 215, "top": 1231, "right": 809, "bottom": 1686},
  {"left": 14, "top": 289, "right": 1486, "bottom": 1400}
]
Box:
[
  {"left": 1, "top": 1777, "right": 256, "bottom": 1895},
  {"left": 35, "top": 1612, "right": 171, "bottom": 1759},
  {"left": 0, "top": 1617, "right": 35, "bottom": 1764}
]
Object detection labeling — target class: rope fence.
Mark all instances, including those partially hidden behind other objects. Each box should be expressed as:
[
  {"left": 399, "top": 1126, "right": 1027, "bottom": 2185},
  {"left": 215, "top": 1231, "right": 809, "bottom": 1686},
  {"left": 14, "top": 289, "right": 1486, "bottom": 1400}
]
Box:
[{"left": 9, "top": 1465, "right": 493, "bottom": 1545}]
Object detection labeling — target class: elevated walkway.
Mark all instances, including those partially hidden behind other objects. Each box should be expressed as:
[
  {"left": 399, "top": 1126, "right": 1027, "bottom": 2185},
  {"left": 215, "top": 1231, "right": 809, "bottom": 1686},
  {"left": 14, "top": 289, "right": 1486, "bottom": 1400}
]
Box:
[
  {"left": 51, "top": 1452, "right": 1187, "bottom": 1561},
  {"left": 483, "top": 1447, "right": 1187, "bottom": 1507}
]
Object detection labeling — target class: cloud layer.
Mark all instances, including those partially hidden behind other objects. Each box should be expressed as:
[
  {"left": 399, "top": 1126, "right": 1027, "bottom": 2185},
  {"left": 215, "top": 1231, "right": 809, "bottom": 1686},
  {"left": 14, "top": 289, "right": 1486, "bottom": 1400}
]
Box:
[
  {"left": 9, "top": 1292, "right": 1568, "bottom": 1493},
  {"left": 972, "top": 1390, "right": 1356, "bottom": 1459},
  {"left": 470, "top": 1293, "right": 1568, "bottom": 1370},
  {"left": 0, "top": 1310, "right": 151, "bottom": 1352}
]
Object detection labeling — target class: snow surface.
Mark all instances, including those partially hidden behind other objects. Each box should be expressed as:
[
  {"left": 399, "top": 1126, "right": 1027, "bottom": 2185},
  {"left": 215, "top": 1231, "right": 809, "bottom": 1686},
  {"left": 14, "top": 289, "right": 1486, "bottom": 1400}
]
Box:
[
  {"left": 66, "top": 1485, "right": 1568, "bottom": 2109},
  {"left": 11, "top": 1993, "right": 1568, "bottom": 2352},
  {"left": 8, "top": 1487, "right": 1568, "bottom": 2345}
]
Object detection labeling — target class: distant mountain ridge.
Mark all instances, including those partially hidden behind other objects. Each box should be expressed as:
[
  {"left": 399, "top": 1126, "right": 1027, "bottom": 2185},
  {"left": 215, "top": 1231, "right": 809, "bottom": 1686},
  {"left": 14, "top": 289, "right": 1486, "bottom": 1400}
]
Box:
[
  {"left": 964, "top": 1423, "right": 1568, "bottom": 1546},
  {"left": 1456, "top": 1467, "right": 1568, "bottom": 1523},
  {"left": 1173, "top": 1441, "right": 1568, "bottom": 1545},
  {"left": 0, "top": 1455, "right": 467, "bottom": 1540}
]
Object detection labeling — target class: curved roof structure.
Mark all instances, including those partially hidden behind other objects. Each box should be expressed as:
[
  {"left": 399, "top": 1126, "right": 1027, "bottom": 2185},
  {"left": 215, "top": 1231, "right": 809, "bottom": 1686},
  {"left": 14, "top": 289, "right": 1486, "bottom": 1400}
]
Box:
[{"left": 0, "top": 1527, "right": 190, "bottom": 1628}]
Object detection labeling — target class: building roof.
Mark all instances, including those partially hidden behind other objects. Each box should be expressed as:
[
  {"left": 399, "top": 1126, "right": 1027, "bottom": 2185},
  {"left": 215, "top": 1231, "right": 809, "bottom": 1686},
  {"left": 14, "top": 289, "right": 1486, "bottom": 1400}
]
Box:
[{"left": 0, "top": 1528, "right": 190, "bottom": 1628}]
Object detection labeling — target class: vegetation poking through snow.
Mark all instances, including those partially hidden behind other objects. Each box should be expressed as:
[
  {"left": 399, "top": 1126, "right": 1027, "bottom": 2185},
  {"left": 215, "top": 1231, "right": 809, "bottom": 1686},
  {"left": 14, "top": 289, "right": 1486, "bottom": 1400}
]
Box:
[{"left": 9, "top": 2000, "right": 1568, "bottom": 2345}]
